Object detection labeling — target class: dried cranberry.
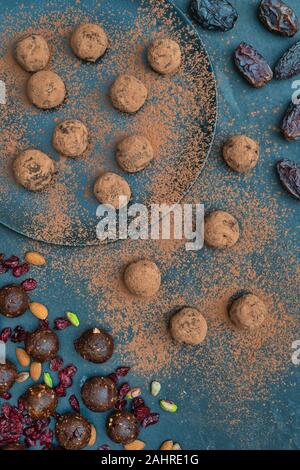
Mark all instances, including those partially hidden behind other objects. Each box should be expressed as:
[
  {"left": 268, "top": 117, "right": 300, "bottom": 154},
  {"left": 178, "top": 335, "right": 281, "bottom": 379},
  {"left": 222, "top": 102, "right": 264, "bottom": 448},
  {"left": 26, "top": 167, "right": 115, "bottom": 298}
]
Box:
[
  {"left": 12, "top": 263, "right": 30, "bottom": 278},
  {"left": 0, "top": 263, "right": 8, "bottom": 274},
  {"left": 132, "top": 397, "right": 145, "bottom": 410},
  {"left": 50, "top": 356, "right": 63, "bottom": 372},
  {"left": 54, "top": 385, "right": 66, "bottom": 397},
  {"left": 40, "top": 429, "right": 53, "bottom": 447},
  {"left": 11, "top": 326, "right": 27, "bottom": 343},
  {"left": 114, "top": 399, "right": 127, "bottom": 411},
  {"left": 108, "top": 372, "right": 118, "bottom": 383},
  {"left": 0, "top": 253, "right": 4, "bottom": 262},
  {"left": 21, "top": 278, "right": 37, "bottom": 291},
  {"left": 134, "top": 405, "right": 151, "bottom": 421},
  {"left": 63, "top": 364, "right": 77, "bottom": 377},
  {"left": 3, "top": 256, "right": 19, "bottom": 269},
  {"left": 118, "top": 382, "right": 130, "bottom": 399},
  {"left": 0, "top": 403, "right": 23, "bottom": 445},
  {"left": 54, "top": 317, "right": 71, "bottom": 330},
  {"left": 39, "top": 319, "right": 49, "bottom": 329},
  {"left": 115, "top": 366, "right": 131, "bottom": 377},
  {"left": 141, "top": 412, "right": 160, "bottom": 428},
  {"left": 0, "top": 392, "right": 11, "bottom": 400},
  {"left": 69, "top": 394, "right": 80, "bottom": 412},
  {"left": 0, "top": 327, "right": 12, "bottom": 343},
  {"left": 58, "top": 371, "right": 72, "bottom": 388},
  {"left": 99, "top": 444, "right": 110, "bottom": 451}
]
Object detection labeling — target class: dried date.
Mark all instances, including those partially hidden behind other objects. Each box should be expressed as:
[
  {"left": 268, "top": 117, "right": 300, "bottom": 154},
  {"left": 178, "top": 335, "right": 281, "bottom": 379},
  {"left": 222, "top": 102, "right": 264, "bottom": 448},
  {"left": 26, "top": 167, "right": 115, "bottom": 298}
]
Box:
[
  {"left": 233, "top": 42, "right": 273, "bottom": 88},
  {"left": 281, "top": 102, "right": 300, "bottom": 140},
  {"left": 189, "top": 0, "right": 238, "bottom": 32},
  {"left": 277, "top": 160, "right": 300, "bottom": 200},
  {"left": 258, "top": 0, "right": 298, "bottom": 37},
  {"left": 274, "top": 41, "right": 300, "bottom": 80}
]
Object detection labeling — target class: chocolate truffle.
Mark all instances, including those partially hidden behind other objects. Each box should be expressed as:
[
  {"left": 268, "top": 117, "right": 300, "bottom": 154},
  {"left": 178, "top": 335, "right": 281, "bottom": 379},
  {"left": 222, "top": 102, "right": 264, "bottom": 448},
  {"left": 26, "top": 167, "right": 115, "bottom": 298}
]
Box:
[
  {"left": 170, "top": 307, "right": 208, "bottom": 345},
  {"left": 70, "top": 23, "right": 108, "bottom": 62},
  {"left": 106, "top": 411, "right": 139, "bottom": 445},
  {"left": 55, "top": 413, "right": 91, "bottom": 450},
  {"left": 124, "top": 259, "right": 161, "bottom": 298},
  {"left": 15, "top": 34, "right": 50, "bottom": 72},
  {"left": 25, "top": 327, "right": 59, "bottom": 363},
  {"left": 148, "top": 38, "right": 181, "bottom": 74},
  {"left": 22, "top": 384, "right": 58, "bottom": 419},
  {"left": 0, "top": 284, "right": 29, "bottom": 318},
  {"left": 2, "top": 443, "right": 27, "bottom": 450},
  {"left": 74, "top": 327, "right": 114, "bottom": 363},
  {"left": 52, "top": 119, "right": 89, "bottom": 157},
  {"left": 204, "top": 210, "right": 240, "bottom": 248},
  {"left": 0, "top": 360, "right": 17, "bottom": 394},
  {"left": 116, "top": 135, "right": 154, "bottom": 173},
  {"left": 223, "top": 135, "right": 259, "bottom": 173},
  {"left": 27, "top": 70, "right": 66, "bottom": 109},
  {"left": 94, "top": 172, "right": 131, "bottom": 209},
  {"left": 229, "top": 293, "right": 267, "bottom": 330},
  {"left": 81, "top": 376, "right": 118, "bottom": 412},
  {"left": 110, "top": 74, "right": 148, "bottom": 113},
  {"left": 13, "top": 149, "right": 56, "bottom": 191}
]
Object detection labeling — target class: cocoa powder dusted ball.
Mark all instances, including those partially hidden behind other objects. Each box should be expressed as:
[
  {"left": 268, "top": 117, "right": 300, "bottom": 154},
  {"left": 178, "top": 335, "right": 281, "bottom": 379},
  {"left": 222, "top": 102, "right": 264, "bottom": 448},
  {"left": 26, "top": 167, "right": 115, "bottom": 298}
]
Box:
[
  {"left": 74, "top": 328, "right": 114, "bottom": 363},
  {"left": 15, "top": 34, "right": 50, "bottom": 72},
  {"left": 106, "top": 411, "right": 139, "bottom": 445},
  {"left": 223, "top": 135, "right": 259, "bottom": 173},
  {"left": 81, "top": 376, "right": 118, "bottom": 412},
  {"left": 116, "top": 135, "right": 154, "bottom": 173},
  {"left": 124, "top": 259, "right": 161, "bottom": 298},
  {"left": 204, "top": 210, "right": 240, "bottom": 248},
  {"left": 0, "top": 284, "right": 29, "bottom": 318},
  {"left": 170, "top": 307, "right": 208, "bottom": 345},
  {"left": 0, "top": 360, "right": 17, "bottom": 394},
  {"left": 22, "top": 384, "right": 58, "bottom": 419},
  {"left": 70, "top": 23, "right": 108, "bottom": 62},
  {"left": 229, "top": 293, "right": 267, "bottom": 330},
  {"left": 55, "top": 413, "right": 91, "bottom": 450},
  {"left": 52, "top": 119, "right": 89, "bottom": 157},
  {"left": 27, "top": 70, "right": 66, "bottom": 109},
  {"left": 94, "top": 172, "right": 131, "bottom": 209},
  {"left": 147, "top": 38, "right": 182, "bottom": 74},
  {"left": 25, "top": 327, "right": 59, "bottom": 362},
  {"left": 13, "top": 149, "right": 56, "bottom": 191},
  {"left": 110, "top": 74, "right": 148, "bottom": 113}
]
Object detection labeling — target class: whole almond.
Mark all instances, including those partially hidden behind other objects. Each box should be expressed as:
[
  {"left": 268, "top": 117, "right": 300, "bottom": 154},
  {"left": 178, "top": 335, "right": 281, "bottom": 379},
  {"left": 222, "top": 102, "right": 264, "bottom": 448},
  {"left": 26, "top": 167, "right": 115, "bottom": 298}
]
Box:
[
  {"left": 25, "top": 251, "right": 46, "bottom": 266},
  {"left": 160, "top": 440, "right": 174, "bottom": 451},
  {"left": 124, "top": 440, "right": 146, "bottom": 451},
  {"left": 30, "top": 362, "right": 42, "bottom": 381},
  {"left": 16, "top": 348, "right": 30, "bottom": 367},
  {"left": 88, "top": 425, "right": 97, "bottom": 447},
  {"left": 16, "top": 372, "right": 30, "bottom": 383},
  {"left": 29, "top": 302, "right": 48, "bottom": 320}
]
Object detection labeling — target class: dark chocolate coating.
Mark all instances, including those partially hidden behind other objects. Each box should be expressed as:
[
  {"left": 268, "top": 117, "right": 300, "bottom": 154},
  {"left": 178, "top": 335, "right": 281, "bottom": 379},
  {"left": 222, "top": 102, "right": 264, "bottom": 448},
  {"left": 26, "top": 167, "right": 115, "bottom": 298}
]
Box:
[
  {"left": 1, "top": 443, "right": 27, "bottom": 450},
  {"left": 0, "top": 284, "right": 29, "bottom": 318},
  {"left": 25, "top": 328, "right": 59, "bottom": 362},
  {"left": 22, "top": 384, "right": 58, "bottom": 419},
  {"left": 55, "top": 413, "right": 91, "bottom": 450},
  {"left": 0, "top": 360, "right": 17, "bottom": 394},
  {"left": 74, "top": 328, "right": 114, "bottom": 363},
  {"left": 106, "top": 411, "right": 139, "bottom": 445},
  {"left": 81, "top": 376, "right": 118, "bottom": 412}
]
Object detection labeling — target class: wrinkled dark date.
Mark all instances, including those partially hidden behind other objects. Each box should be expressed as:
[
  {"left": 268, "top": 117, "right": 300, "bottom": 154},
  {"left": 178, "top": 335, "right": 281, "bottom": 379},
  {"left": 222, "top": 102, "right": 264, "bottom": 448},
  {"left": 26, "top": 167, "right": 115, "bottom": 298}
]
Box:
[
  {"left": 233, "top": 42, "right": 273, "bottom": 88},
  {"left": 258, "top": 0, "right": 298, "bottom": 37},
  {"left": 274, "top": 41, "right": 300, "bottom": 80},
  {"left": 281, "top": 102, "right": 300, "bottom": 140},
  {"left": 277, "top": 160, "right": 300, "bottom": 200},
  {"left": 189, "top": 0, "right": 238, "bottom": 32}
]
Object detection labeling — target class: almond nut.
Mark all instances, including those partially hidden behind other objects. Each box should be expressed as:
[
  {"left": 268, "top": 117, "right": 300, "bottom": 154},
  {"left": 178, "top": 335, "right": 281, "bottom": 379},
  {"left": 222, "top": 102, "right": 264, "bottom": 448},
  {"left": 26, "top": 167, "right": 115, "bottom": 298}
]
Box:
[
  {"left": 88, "top": 424, "right": 97, "bottom": 447},
  {"left": 25, "top": 251, "right": 46, "bottom": 266},
  {"left": 29, "top": 302, "right": 48, "bottom": 320},
  {"left": 160, "top": 440, "right": 174, "bottom": 451},
  {"left": 124, "top": 440, "right": 146, "bottom": 451},
  {"left": 16, "top": 348, "right": 30, "bottom": 367},
  {"left": 16, "top": 372, "right": 30, "bottom": 383},
  {"left": 30, "top": 362, "right": 42, "bottom": 381}
]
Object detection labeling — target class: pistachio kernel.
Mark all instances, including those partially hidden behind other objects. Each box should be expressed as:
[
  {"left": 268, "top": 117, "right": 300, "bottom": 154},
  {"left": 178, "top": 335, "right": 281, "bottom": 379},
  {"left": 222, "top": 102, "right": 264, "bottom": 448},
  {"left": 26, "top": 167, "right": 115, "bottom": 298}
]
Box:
[
  {"left": 43, "top": 372, "right": 53, "bottom": 388},
  {"left": 160, "top": 399, "right": 177, "bottom": 413},
  {"left": 66, "top": 311, "right": 80, "bottom": 327}
]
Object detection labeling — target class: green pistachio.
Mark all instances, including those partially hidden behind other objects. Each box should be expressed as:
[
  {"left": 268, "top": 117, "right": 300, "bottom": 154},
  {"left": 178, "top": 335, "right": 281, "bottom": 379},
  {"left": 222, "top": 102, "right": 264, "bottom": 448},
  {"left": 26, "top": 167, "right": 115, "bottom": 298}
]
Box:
[
  {"left": 66, "top": 311, "right": 80, "bottom": 327},
  {"left": 43, "top": 372, "right": 53, "bottom": 388},
  {"left": 160, "top": 399, "right": 177, "bottom": 413}
]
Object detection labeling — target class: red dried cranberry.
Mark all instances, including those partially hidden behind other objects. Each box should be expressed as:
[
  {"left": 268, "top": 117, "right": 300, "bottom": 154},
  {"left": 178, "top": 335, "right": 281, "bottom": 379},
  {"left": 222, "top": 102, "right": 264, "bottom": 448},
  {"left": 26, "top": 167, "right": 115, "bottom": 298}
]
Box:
[
  {"left": 132, "top": 397, "right": 145, "bottom": 410},
  {"left": 99, "top": 444, "right": 110, "bottom": 450},
  {"left": 3, "top": 256, "right": 19, "bottom": 269},
  {"left": 39, "top": 319, "right": 49, "bottom": 329},
  {"left": 114, "top": 399, "right": 127, "bottom": 411},
  {"left": 58, "top": 371, "right": 72, "bottom": 388},
  {"left": 54, "top": 385, "right": 66, "bottom": 397},
  {"left": 115, "top": 366, "right": 131, "bottom": 377},
  {"left": 39, "top": 428, "right": 53, "bottom": 447},
  {"left": 118, "top": 382, "right": 130, "bottom": 399},
  {"left": 21, "top": 278, "right": 37, "bottom": 291},
  {"left": 50, "top": 356, "right": 63, "bottom": 372},
  {"left": 0, "top": 392, "right": 11, "bottom": 400},
  {"left": 134, "top": 405, "right": 151, "bottom": 421},
  {"left": 54, "top": 317, "right": 71, "bottom": 330},
  {"left": 108, "top": 372, "right": 118, "bottom": 383},
  {"left": 12, "top": 263, "right": 30, "bottom": 278},
  {"left": 63, "top": 364, "right": 77, "bottom": 377},
  {"left": 0, "top": 253, "right": 4, "bottom": 262},
  {"left": 0, "top": 263, "right": 8, "bottom": 274},
  {"left": 141, "top": 412, "right": 160, "bottom": 428},
  {"left": 11, "top": 326, "right": 27, "bottom": 343},
  {"left": 69, "top": 394, "right": 80, "bottom": 412},
  {"left": 0, "top": 327, "right": 12, "bottom": 343},
  {"left": 0, "top": 404, "right": 23, "bottom": 445}
]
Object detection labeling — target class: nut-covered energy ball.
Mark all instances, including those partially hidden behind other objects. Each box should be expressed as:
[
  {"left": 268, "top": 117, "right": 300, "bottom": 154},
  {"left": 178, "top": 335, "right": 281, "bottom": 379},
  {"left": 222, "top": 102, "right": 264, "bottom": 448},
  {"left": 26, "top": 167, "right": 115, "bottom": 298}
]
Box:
[
  {"left": 74, "top": 328, "right": 114, "bottom": 363},
  {"left": 70, "top": 23, "right": 108, "bottom": 62},
  {"left": 229, "top": 293, "right": 267, "bottom": 330},
  {"left": 27, "top": 70, "right": 66, "bottom": 109},
  {"left": 25, "top": 327, "right": 59, "bottom": 363},
  {"left": 53, "top": 119, "right": 89, "bottom": 157},
  {"left": 22, "top": 384, "right": 58, "bottom": 419},
  {"left": 124, "top": 259, "right": 161, "bottom": 298},
  {"left": 106, "top": 411, "right": 139, "bottom": 445},
  {"left": 15, "top": 34, "right": 50, "bottom": 72},
  {"left": 116, "top": 135, "right": 154, "bottom": 173},
  {"left": 223, "top": 135, "right": 259, "bottom": 173},
  {"left": 170, "top": 307, "right": 207, "bottom": 345},
  {"left": 94, "top": 172, "right": 131, "bottom": 209},
  {"left": 0, "top": 360, "right": 17, "bottom": 394},
  {"left": 81, "top": 376, "right": 118, "bottom": 412},
  {"left": 110, "top": 74, "right": 148, "bottom": 113},
  {"left": 204, "top": 210, "right": 240, "bottom": 248},
  {"left": 0, "top": 284, "right": 29, "bottom": 318},
  {"left": 55, "top": 413, "right": 91, "bottom": 450},
  {"left": 147, "top": 38, "right": 182, "bottom": 74},
  {"left": 13, "top": 149, "right": 56, "bottom": 191}
]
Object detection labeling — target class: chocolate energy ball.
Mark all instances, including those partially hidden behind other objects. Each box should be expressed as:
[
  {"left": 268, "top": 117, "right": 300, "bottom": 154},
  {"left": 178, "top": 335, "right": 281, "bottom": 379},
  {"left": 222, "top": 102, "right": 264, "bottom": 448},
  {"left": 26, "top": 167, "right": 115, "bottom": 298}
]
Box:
[
  {"left": 81, "top": 376, "right": 118, "bottom": 412},
  {"left": 70, "top": 23, "right": 108, "bottom": 62},
  {"left": 107, "top": 411, "right": 139, "bottom": 445},
  {"left": 0, "top": 360, "right": 17, "bottom": 394},
  {"left": 229, "top": 293, "right": 267, "bottom": 330},
  {"left": 223, "top": 135, "right": 259, "bottom": 173},
  {"left": 116, "top": 135, "right": 154, "bottom": 173},
  {"left": 124, "top": 259, "right": 161, "bottom": 298},
  {"left": 110, "top": 74, "right": 148, "bottom": 113},
  {"left": 27, "top": 70, "right": 66, "bottom": 109},
  {"left": 22, "top": 384, "right": 58, "bottom": 419},
  {"left": 1, "top": 443, "right": 27, "bottom": 450},
  {"left": 148, "top": 38, "right": 182, "bottom": 74},
  {"left": 94, "top": 172, "right": 131, "bottom": 209},
  {"left": 204, "top": 210, "right": 240, "bottom": 248},
  {"left": 52, "top": 119, "right": 89, "bottom": 157},
  {"left": 170, "top": 307, "right": 208, "bottom": 345},
  {"left": 0, "top": 284, "right": 29, "bottom": 318},
  {"left": 13, "top": 149, "right": 56, "bottom": 191},
  {"left": 55, "top": 413, "right": 91, "bottom": 450},
  {"left": 74, "top": 328, "right": 114, "bottom": 363},
  {"left": 15, "top": 34, "right": 50, "bottom": 72},
  {"left": 25, "top": 327, "right": 59, "bottom": 363}
]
